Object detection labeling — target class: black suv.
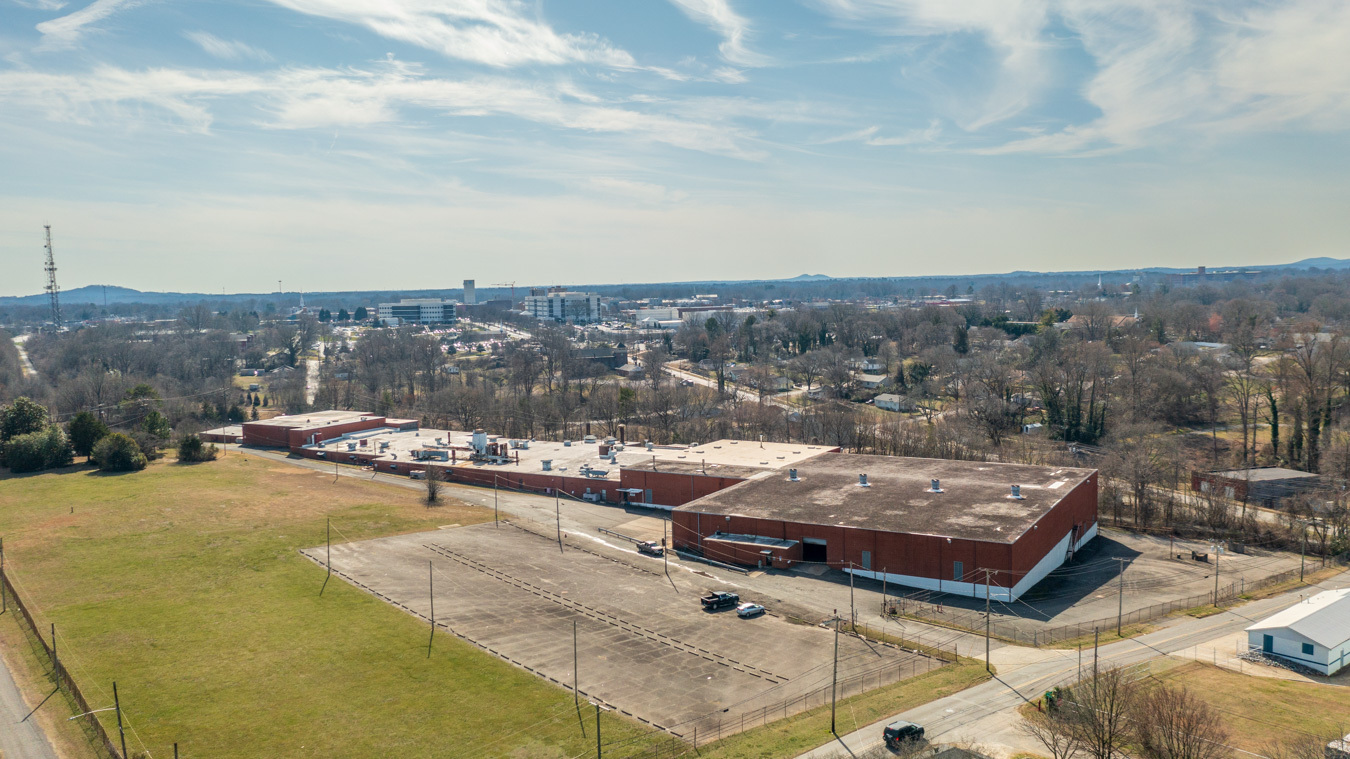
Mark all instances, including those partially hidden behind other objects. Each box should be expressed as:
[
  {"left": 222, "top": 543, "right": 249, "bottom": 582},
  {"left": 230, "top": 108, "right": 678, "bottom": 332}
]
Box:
[{"left": 883, "top": 720, "right": 924, "bottom": 748}]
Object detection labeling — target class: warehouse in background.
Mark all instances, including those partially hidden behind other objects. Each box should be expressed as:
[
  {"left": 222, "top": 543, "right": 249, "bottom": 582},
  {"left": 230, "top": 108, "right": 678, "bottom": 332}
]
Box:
[{"left": 672, "top": 454, "right": 1098, "bottom": 601}]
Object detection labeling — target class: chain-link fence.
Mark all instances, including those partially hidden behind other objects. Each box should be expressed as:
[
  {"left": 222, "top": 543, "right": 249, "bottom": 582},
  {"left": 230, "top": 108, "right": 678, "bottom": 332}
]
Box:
[
  {"left": 1, "top": 567, "right": 126, "bottom": 758},
  {"left": 886, "top": 551, "right": 1349, "bottom": 646}
]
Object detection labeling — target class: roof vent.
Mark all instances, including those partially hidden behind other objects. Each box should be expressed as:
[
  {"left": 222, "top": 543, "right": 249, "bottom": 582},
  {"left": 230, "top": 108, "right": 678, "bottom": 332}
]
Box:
[
  {"left": 1009, "top": 484, "right": 1025, "bottom": 500},
  {"left": 789, "top": 468, "right": 799, "bottom": 482},
  {"left": 929, "top": 479, "right": 943, "bottom": 493},
  {"left": 859, "top": 473, "right": 870, "bottom": 487}
]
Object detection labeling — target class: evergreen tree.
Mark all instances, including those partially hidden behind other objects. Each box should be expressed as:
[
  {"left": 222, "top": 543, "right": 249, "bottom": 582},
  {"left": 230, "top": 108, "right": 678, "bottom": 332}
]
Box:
[{"left": 67, "top": 411, "right": 110, "bottom": 457}]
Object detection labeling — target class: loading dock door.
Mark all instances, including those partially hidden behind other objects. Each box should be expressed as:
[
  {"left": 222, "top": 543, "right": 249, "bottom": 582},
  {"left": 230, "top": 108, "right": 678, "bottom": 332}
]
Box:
[{"left": 803, "top": 537, "right": 827, "bottom": 563}]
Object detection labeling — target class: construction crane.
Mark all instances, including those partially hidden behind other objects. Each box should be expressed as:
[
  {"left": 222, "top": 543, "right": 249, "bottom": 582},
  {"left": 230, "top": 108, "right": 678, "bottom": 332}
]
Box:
[
  {"left": 43, "top": 225, "right": 62, "bottom": 327},
  {"left": 491, "top": 282, "right": 517, "bottom": 306}
]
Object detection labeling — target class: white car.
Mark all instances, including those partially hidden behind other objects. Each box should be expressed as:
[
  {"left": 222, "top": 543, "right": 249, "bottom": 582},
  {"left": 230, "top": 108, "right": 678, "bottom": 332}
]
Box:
[{"left": 736, "top": 603, "right": 765, "bottom": 618}]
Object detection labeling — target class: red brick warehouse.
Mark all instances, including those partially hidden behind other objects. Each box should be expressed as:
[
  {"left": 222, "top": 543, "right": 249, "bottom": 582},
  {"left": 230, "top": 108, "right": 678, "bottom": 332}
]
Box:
[{"left": 671, "top": 453, "right": 1098, "bottom": 601}]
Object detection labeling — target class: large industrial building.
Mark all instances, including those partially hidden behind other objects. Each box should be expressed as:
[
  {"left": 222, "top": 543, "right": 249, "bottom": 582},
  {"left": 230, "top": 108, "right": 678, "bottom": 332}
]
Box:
[
  {"left": 523, "top": 287, "right": 602, "bottom": 323},
  {"left": 242, "top": 412, "right": 836, "bottom": 508},
  {"left": 672, "top": 454, "right": 1098, "bottom": 601},
  {"left": 376, "top": 298, "right": 458, "bottom": 325},
  {"left": 240, "top": 412, "right": 1098, "bottom": 601}
]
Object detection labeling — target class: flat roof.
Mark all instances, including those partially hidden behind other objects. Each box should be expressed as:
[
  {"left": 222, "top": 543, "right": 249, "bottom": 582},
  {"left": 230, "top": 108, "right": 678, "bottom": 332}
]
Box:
[
  {"left": 1208, "top": 467, "right": 1321, "bottom": 482},
  {"left": 676, "top": 453, "right": 1096, "bottom": 544},
  {"left": 244, "top": 410, "right": 379, "bottom": 429},
  {"left": 303, "top": 430, "right": 832, "bottom": 483}
]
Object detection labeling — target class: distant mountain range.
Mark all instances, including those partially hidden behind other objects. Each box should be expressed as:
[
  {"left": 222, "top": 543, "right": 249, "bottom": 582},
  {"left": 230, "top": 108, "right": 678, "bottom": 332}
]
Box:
[{"left": 2, "top": 257, "right": 1346, "bottom": 308}]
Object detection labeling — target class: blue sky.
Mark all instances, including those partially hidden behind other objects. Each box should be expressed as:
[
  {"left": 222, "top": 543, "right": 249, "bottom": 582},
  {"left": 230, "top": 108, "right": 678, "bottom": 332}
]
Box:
[{"left": 2, "top": 0, "right": 1349, "bottom": 295}]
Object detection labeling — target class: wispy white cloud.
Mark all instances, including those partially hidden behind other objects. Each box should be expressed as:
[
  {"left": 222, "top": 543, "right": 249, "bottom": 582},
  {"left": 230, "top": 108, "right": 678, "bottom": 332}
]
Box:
[
  {"left": 35, "top": 0, "right": 145, "bottom": 48},
  {"left": 985, "top": 0, "right": 1350, "bottom": 154},
  {"left": 12, "top": 0, "right": 67, "bottom": 11},
  {"left": 262, "top": 0, "right": 637, "bottom": 69},
  {"left": 666, "top": 0, "right": 767, "bottom": 67},
  {"left": 0, "top": 63, "right": 762, "bottom": 157},
  {"left": 819, "top": 120, "right": 941, "bottom": 146},
  {"left": 586, "top": 177, "right": 688, "bottom": 203},
  {"left": 814, "top": 0, "right": 1052, "bottom": 129},
  {"left": 184, "top": 31, "right": 274, "bottom": 62}
]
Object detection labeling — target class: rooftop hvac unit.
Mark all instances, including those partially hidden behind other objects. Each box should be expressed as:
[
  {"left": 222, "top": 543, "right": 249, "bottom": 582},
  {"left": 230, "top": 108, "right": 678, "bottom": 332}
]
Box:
[
  {"left": 645, "top": 441, "right": 654, "bottom": 451},
  {"left": 542, "top": 459, "right": 553, "bottom": 471},
  {"left": 563, "top": 440, "right": 572, "bottom": 447}
]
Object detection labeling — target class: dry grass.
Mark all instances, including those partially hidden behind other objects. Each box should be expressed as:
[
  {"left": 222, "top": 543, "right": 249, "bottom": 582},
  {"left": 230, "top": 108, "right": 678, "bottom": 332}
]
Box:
[
  {"left": 1155, "top": 661, "right": 1350, "bottom": 751},
  {"left": 0, "top": 456, "right": 665, "bottom": 758}
]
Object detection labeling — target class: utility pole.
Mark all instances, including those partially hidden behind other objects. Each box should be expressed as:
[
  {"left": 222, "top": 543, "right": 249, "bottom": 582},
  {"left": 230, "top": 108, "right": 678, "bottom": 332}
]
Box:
[
  {"left": 829, "top": 612, "right": 842, "bottom": 734},
  {"left": 663, "top": 518, "right": 669, "bottom": 579},
  {"left": 1, "top": 536, "right": 6, "bottom": 615},
  {"left": 573, "top": 620, "right": 579, "bottom": 708},
  {"left": 556, "top": 486, "right": 563, "bottom": 553},
  {"left": 1115, "top": 557, "right": 1126, "bottom": 636},
  {"left": 983, "top": 569, "right": 994, "bottom": 672},
  {"left": 1300, "top": 525, "right": 1307, "bottom": 581},
  {"left": 1213, "top": 546, "right": 1221, "bottom": 606},
  {"left": 113, "top": 682, "right": 128, "bottom": 759},
  {"left": 51, "top": 623, "right": 58, "bottom": 689},
  {"left": 326, "top": 518, "right": 331, "bottom": 580},
  {"left": 848, "top": 563, "right": 855, "bottom": 627},
  {"left": 1093, "top": 628, "right": 1099, "bottom": 679},
  {"left": 494, "top": 475, "right": 499, "bottom": 527},
  {"left": 427, "top": 560, "right": 435, "bottom": 654},
  {"left": 594, "top": 702, "right": 603, "bottom": 759}
]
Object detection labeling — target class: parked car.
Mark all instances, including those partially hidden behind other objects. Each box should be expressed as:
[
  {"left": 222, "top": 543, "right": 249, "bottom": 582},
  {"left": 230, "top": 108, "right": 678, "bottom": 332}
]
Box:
[
  {"left": 882, "top": 720, "right": 924, "bottom": 748},
  {"left": 700, "top": 591, "right": 740, "bottom": 611},
  {"left": 636, "top": 541, "right": 664, "bottom": 557},
  {"left": 735, "top": 603, "right": 765, "bottom": 618}
]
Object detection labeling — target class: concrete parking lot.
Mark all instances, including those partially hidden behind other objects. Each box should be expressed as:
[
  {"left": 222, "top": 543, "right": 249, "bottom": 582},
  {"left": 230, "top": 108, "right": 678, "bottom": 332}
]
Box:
[{"left": 304, "top": 522, "right": 935, "bottom": 742}]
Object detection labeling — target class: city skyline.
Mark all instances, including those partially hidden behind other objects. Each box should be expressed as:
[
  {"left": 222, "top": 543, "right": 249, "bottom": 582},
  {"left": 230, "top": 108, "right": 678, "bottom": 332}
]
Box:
[{"left": 2, "top": 0, "right": 1349, "bottom": 296}]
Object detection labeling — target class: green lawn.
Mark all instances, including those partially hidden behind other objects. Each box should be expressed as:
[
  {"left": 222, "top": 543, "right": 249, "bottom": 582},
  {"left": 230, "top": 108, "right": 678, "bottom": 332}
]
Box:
[{"left": 0, "top": 457, "right": 658, "bottom": 759}]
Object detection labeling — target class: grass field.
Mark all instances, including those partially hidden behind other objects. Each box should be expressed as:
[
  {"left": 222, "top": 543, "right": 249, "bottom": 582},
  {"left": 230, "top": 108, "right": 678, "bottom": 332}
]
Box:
[
  {"left": 1156, "top": 662, "right": 1350, "bottom": 751},
  {"left": 0, "top": 456, "right": 664, "bottom": 759}
]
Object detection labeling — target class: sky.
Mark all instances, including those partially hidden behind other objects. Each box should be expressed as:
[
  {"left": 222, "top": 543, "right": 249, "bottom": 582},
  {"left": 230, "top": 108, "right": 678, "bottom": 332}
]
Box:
[{"left": 2, "top": 0, "right": 1350, "bottom": 296}]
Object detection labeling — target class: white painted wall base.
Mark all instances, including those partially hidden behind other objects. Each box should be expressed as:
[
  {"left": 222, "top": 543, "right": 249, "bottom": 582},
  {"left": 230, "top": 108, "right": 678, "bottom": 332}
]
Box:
[{"left": 847, "top": 520, "right": 1098, "bottom": 602}]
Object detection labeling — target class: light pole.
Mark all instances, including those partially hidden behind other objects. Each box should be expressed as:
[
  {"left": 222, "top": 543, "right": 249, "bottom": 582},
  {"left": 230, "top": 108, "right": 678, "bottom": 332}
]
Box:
[{"left": 828, "top": 612, "right": 842, "bottom": 734}]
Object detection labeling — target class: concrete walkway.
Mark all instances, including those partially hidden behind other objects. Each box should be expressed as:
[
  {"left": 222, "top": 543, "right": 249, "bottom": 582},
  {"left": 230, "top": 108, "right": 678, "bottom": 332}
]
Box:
[{"left": 0, "top": 636, "right": 60, "bottom": 759}]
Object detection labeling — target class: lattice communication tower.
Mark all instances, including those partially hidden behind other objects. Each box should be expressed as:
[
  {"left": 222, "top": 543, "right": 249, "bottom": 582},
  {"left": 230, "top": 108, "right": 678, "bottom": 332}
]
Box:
[{"left": 43, "top": 225, "right": 63, "bottom": 325}]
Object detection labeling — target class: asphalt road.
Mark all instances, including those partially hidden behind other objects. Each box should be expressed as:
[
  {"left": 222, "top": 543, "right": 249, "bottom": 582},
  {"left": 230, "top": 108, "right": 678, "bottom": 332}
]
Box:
[
  {"left": 0, "top": 644, "right": 60, "bottom": 759},
  {"left": 796, "top": 568, "right": 1350, "bottom": 758}
]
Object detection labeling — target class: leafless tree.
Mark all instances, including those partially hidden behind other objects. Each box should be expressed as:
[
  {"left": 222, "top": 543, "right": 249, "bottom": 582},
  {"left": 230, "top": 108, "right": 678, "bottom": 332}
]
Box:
[
  {"left": 1133, "top": 684, "right": 1230, "bottom": 759},
  {"left": 1021, "top": 710, "right": 1083, "bottom": 759},
  {"left": 1062, "top": 668, "right": 1140, "bottom": 759},
  {"left": 424, "top": 465, "right": 441, "bottom": 505}
]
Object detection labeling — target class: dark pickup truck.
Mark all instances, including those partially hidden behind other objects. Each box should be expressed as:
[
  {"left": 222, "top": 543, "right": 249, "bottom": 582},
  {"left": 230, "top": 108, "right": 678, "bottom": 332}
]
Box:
[{"left": 700, "top": 591, "right": 740, "bottom": 611}]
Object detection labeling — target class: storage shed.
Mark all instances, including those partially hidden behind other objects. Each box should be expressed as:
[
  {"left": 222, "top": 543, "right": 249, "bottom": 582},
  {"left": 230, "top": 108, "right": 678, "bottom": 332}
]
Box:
[{"left": 1245, "top": 588, "right": 1350, "bottom": 676}]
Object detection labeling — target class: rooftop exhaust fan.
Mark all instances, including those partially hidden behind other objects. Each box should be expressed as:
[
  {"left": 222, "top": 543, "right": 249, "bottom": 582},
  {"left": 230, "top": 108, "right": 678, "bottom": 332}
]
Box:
[
  {"left": 788, "top": 468, "right": 799, "bottom": 482},
  {"left": 928, "top": 479, "right": 943, "bottom": 493},
  {"left": 1008, "top": 484, "right": 1026, "bottom": 500},
  {"left": 858, "top": 473, "right": 870, "bottom": 487}
]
